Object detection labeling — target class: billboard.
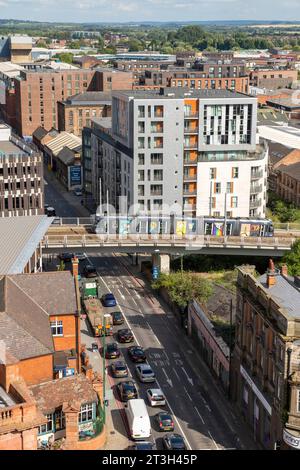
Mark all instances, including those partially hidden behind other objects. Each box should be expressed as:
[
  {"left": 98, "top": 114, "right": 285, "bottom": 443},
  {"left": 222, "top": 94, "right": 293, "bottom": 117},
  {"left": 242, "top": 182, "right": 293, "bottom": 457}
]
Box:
[{"left": 69, "top": 165, "right": 82, "bottom": 187}]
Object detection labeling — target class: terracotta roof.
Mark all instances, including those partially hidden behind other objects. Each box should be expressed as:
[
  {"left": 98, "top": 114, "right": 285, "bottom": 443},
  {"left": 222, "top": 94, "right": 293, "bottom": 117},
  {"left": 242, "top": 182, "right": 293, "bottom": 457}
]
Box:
[
  {"left": 277, "top": 161, "right": 300, "bottom": 181},
  {"left": 273, "top": 148, "right": 300, "bottom": 170},
  {"left": 30, "top": 375, "right": 98, "bottom": 414}
]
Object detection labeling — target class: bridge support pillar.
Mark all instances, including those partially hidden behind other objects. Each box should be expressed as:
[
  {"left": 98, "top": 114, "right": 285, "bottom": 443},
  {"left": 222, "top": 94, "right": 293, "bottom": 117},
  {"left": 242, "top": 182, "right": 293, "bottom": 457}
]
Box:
[{"left": 152, "top": 252, "right": 170, "bottom": 275}]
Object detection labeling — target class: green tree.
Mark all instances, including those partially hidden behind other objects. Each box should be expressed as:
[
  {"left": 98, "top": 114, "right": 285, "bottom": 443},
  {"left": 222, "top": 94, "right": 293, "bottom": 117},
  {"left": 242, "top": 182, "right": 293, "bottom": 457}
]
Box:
[
  {"left": 57, "top": 260, "right": 65, "bottom": 271},
  {"left": 152, "top": 272, "right": 213, "bottom": 308},
  {"left": 54, "top": 52, "right": 74, "bottom": 64},
  {"left": 282, "top": 239, "right": 300, "bottom": 275}
]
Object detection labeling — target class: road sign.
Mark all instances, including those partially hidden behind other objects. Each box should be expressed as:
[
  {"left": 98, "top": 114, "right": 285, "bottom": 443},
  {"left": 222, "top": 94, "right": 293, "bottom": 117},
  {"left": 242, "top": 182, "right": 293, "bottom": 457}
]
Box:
[{"left": 152, "top": 266, "right": 159, "bottom": 280}]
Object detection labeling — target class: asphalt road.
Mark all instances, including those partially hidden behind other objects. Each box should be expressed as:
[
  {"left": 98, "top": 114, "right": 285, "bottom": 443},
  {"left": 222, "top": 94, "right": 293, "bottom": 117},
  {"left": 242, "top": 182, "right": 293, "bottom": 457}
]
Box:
[{"left": 77, "top": 252, "right": 257, "bottom": 451}]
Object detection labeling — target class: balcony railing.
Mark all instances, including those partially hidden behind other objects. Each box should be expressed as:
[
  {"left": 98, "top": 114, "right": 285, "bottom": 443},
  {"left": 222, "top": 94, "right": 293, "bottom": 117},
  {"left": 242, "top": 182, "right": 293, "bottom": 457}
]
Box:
[
  {"left": 184, "top": 143, "right": 198, "bottom": 149},
  {"left": 150, "top": 190, "right": 163, "bottom": 196},
  {"left": 184, "top": 128, "right": 198, "bottom": 134},
  {"left": 251, "top": 170, "right": 263, "bottom": 179},
  {"left": 250, "top": 199, "right": 262, "bottom": 208},
  {"left": 250, "top": 184, "right": 262, "bottom": 194},
  {"left": 183, "top": 174, "right": 197, "bottom": 181},
  {"left": 183, "top": 189, "right": 197, "bottom": 196},
  {"left": 184, "top": 112, "right": 199, "bottom": 118}
]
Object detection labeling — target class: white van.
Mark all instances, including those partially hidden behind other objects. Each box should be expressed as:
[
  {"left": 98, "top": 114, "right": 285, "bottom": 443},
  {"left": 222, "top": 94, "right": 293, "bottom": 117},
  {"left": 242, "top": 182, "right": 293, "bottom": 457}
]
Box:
[{"left": 125, "top": 399, "right": 151, "bottom": 440}]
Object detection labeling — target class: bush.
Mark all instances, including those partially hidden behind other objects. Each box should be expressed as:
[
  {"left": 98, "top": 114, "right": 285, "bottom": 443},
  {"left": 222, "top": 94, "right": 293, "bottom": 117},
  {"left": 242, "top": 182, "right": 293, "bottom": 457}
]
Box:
[{"left": 282, "top": 239, "right": 300, "bottom": 275}]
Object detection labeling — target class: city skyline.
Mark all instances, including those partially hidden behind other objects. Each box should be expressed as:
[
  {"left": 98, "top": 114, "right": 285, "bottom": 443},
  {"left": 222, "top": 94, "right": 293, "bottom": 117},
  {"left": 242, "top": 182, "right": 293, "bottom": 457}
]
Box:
[{"left": 0, "top": 0, "right": 299, "bottom": 23}]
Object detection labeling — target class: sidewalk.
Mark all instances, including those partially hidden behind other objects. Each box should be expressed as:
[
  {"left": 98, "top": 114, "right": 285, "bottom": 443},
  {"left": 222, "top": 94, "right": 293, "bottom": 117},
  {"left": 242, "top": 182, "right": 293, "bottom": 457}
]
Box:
[
  {"left": 80, "top": 318, "right": 130, "bottom": 450},
  {"left": 116, "top": 253, "right": 259, "bottom": 450},
  {"left": 44, "top": 165, "right": 92, "bottom": 218}
]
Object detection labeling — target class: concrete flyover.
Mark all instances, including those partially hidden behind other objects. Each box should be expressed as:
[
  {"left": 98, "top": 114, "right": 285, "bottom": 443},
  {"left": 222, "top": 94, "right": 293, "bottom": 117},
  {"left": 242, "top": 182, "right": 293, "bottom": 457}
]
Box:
[{"left": 42, "top": 229, "right": 295, "bottom": 257}]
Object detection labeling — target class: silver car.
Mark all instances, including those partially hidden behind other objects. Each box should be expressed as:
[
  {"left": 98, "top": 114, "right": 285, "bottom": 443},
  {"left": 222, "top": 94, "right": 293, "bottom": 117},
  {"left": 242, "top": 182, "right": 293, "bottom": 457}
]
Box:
[{"left": 135, "top": 363, "right": 156, "bottom": 383}]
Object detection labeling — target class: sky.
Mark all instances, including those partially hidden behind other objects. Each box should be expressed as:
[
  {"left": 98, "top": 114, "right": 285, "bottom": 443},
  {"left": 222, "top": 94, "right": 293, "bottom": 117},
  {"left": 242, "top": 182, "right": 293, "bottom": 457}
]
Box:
[{"left": 0, "top": 0, "right": 300, "bottom": 23}]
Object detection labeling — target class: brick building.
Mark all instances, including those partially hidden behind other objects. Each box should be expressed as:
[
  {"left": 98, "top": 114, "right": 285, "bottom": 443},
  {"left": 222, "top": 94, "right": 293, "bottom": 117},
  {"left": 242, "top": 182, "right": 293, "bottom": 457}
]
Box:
[
  {"left": 57, "top": 91, "right": 111, "bottom": 136},
  {"left": 14, "top": 68, "right": 133, "bottom": 138},
  {"left": 0, "top": 124, "right": 44, "bottom": 217},
  {"left": 249, "top": 68, "right": 298, "bottom": 90},
  {"left": 230, "top": 262, "right": 300, "bottom": 450}
]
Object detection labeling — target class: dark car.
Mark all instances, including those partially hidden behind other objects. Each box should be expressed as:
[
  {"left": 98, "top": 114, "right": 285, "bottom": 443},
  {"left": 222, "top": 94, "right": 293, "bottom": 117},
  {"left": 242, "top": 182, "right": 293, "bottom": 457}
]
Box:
[
  {"left": 111, "top": 361, "right": 128, "bottom": 378},
  {"left": 102, "top": 293, "right": 117, "bottom": 307},
  {"left": 117, "top": 380, "right": 138, "bottom": 402},
  {"left": 117, "top": 328, "right": 134, "bottom": 343},
  {"left": 83, "top": 265, "right": 97, "bottom": 278},
  {"left": 129, "top": 441, "right": 156, "bottom": 450},
  {"left": 105, "top": 343, "right": 120, "bottom": 359},
  {"left": 128, "top": 346, "right": 146, "bottom": 363},
  {"left": 162, "top": 434, "right": 186, "bottom": 450},
  {"left": 58, "top": 252, "right": 74, "bottom": 262},
  {"left": 155, "top": 412, "right": 174, "bottom": 432},
  {"left": 112, "top": 311, "right": 124, "bottom": 325}
]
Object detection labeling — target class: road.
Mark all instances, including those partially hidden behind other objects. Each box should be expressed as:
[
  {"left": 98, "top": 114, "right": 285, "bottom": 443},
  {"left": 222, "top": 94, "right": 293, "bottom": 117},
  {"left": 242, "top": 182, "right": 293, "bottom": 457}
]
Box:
[{"left": 76, "top": 252, "right": 257, "bottom": 451}]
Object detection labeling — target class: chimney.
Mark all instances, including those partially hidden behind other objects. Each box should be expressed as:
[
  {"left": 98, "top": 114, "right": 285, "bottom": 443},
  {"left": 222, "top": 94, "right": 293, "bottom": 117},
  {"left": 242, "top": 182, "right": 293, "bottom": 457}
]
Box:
[
  {"left": 281, "top": 264, "right": 288, "bottom": 276},
  {"left": 267, "top": 258, "right": 276, "bottom": 288},
  {"left": 71, "top": 256, "right": 79, "bottom": 279}
]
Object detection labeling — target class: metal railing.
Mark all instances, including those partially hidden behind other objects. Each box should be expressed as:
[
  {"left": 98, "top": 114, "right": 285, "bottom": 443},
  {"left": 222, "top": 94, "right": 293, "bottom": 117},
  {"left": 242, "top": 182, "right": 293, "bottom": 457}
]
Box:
[{"left": 249, "top": 199, "right": 262, "bottom": 209}]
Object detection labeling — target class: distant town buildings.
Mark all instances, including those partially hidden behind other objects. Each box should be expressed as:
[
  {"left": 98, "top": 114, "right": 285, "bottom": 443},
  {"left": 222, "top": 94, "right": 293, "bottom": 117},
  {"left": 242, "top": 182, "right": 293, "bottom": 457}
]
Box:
[
  {"left": 83, "top": 88, "right": 267, "bottom": 218},
  {"left": 0, "top": 35, "right": 32, "bottom": 64}
]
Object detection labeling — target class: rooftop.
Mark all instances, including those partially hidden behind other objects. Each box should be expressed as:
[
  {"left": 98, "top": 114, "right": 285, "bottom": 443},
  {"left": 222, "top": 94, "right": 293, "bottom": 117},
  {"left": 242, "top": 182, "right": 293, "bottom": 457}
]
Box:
[
  {"left": 30, "top": 375, "right": 98, "bottom": 414},
  {"left": 45, "top": 132, "right": 81, "bottom": 157},
  {"left": 258, "top": 125, "right": 300, "bottom": 149},
  {"left": 259, "top": 272, "right": 300, "bottom": 319},
  {"left": 267, "top": 96, "right": 300, "bottom": 110},
  {"left": 65, "top": 91, "right": 112, "bottom": 105},
  {"left": 0, "top": 215, "right": 52, "bottom": 274},
  {"left": 114, "top": 87, "right": 251, "bottom": 100}
]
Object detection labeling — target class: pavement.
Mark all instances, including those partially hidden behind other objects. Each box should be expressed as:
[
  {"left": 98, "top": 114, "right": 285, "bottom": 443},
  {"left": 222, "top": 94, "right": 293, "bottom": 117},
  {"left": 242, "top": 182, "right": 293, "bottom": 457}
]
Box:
[{"left": 44, "top": 165, "right": 91, "bottom": 218}]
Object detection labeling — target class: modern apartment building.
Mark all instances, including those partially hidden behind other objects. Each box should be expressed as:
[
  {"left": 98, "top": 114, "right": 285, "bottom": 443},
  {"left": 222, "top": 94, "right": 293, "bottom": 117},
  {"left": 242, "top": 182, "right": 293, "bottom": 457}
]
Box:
[
  {"left": 57, "top": 91, "right": 111, "bottom": 137},
  {"left": 83, "top": 88, "right": 267, "bottom": 218},
  {"left": 14, "top": 68, "right": 132, "bottom": 138},
  {"left": 230, "top": 262, "right": 300, "bottom": 450},
  {"left": 0, "top": 124, "right": 44, "bottom": 217}
]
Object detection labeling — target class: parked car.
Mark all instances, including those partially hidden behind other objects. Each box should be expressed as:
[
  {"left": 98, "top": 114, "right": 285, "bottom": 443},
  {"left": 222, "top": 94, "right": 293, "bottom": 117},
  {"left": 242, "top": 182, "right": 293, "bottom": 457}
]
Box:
[
  {"left": 83, "top": 265, "right": 97, "bottom": 278},
  {"left": 102, "top": 293, "right": 117, "bottom": 307},
  {"left": 117, "top": 381, "right": 138, "bottom": 402},
  {"left": 117, "top": 328, "right": 134, "bottom": 343},
  {"left": 135, "top": 364, "right": 156, "bottom": 383},
  {"left": 73, "top": 252, "right": 87, "bottom": 260},
  {"left": 105, "top": 343, "right": 120, "bottom": 359},
  {"left": 111, "top": 361, "right": 128, "bottom": 378},
  {"left": 73, "top": 188, "right": 83, "bottom": 196},
  {"left": 162, "top": 434, "right": 186, "bottom": 450},
  {"left": 146, "top": 388, "right": 166, "bottom": 407},
  {"left": 46, "top": 206, "right": 56, "bottom": 217},
  {"left": 128, "top": 346, "right": 146, "bottom": 363},
  {"left": 155, "top": 412, "right": 174, "bottom": 432},
  {"left": 58, "top": 252, "right": 74, "bottom": 262},
  {"left": 112, "top": 311, "right": 124, "bottom": 325}
]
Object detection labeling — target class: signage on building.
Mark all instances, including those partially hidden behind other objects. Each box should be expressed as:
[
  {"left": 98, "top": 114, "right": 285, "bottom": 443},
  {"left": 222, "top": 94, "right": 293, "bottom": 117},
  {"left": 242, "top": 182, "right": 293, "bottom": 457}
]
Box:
[
  {"left": 69, "top": 165, "right": 82, "bottom": 186},
  {"left": 283, "top": 429, "right": 300, "bottom": 449},
  {"left": 240, "top": 365, "right": 272, "bottom": 415}
]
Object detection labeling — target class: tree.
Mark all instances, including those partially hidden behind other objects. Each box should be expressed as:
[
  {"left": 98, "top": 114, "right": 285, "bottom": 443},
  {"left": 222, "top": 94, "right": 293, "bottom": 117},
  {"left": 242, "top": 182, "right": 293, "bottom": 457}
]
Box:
[
  {"left": 152, "top": 272, "right": 213, "bottom": 308},
  {"left": 54, "top": 52, "right": 74, "bottom": 64},
  {"left": 282, "top": 239, "right": 300, "bottom": 275}
]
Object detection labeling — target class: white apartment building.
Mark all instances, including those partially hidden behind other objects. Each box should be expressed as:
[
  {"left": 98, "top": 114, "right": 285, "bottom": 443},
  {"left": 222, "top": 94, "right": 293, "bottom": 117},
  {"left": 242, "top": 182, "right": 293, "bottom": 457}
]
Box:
[{"left": 83, "top": 88, "right": 267, "bottom": 218}]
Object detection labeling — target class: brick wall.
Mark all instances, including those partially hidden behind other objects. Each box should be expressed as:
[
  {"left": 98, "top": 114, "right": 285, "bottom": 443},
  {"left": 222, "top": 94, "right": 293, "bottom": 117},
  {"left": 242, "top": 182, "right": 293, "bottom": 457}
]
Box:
[
  {"left": 18, "top": 354, "right": 53, "bottom": 386},
  {"left": 50, "top": 314, "right": 78, "bottom": 351}
]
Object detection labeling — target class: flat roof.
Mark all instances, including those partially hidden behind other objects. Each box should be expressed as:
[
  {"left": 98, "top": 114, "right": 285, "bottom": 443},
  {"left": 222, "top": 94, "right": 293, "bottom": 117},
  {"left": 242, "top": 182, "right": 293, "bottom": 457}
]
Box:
[
  {"left": 0, "top": 216, "right": 53, "bottom": 274},
  {"left": 114, "top": 88, "right": 252, "bottom": 100},
  {"left": 0, "top": 140, "right": 26, "bottom": 157},
  {"left": 258, "top": 125, "right": 300, "bottom": 149}
]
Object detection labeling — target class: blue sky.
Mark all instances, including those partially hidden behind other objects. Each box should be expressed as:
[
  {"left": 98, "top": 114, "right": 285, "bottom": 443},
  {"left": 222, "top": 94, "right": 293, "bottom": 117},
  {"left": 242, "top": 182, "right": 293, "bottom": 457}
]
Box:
[{"left": 0, "top": 0, "right": 299, "bottom": 23}]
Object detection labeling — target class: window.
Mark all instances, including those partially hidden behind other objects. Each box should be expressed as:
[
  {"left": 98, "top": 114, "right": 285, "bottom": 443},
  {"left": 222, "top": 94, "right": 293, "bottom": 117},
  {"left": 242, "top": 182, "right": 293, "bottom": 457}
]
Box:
[
  {"left": 79, "top": 403, "right": 93, "bottom": 423},
  {"left": 153, "top": 169, "right": 163, "bottom": 181},
  {"left": 50, "top": 320, "right": 63, "bottom": 336},
  {"left": 230, "top": 196, "right": 238, "bottom": 208},
  {"left": 232, "top": 167, "right": 239, "bottom": 178},
  {"left": 138, "top": 121, "right": 145, "bottom": 133},
  {"left": 297, "top": 390, "right": 300, "bottom": 413},
  {"left": 226, "top": 182, "right": 233, "bottom": 193},
  {"left": 138, "top": 105, "right": 145, "bottom": 118},
  {"left": 151, "top": 153, "right": 163, "bottom": 165},
  {"left": 210, "top": 168, "right": 216, "bottom": 179},
  {"left": 138, "top": 170, "right": 144, "bottom": 181},
  {"left": 138, "top": 154, "right": 144, "bottom": 165},
  {"left": 39, "top": 414, "right": 53, "bottom": 434},
  {"left": 55, "top": 409, "right": 65, "bottom": 431},
  {"left": 138, "top": 137, "right": 145, "bottom": 149},
  {"left": 214, "top": 182, "right": 221, "bottom": 194}
]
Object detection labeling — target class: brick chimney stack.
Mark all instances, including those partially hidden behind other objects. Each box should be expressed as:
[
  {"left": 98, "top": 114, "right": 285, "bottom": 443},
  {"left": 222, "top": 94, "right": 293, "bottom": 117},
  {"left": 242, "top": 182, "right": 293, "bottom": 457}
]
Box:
[
  {"left": 267, "top": 258, "right": 276, "bottom": 288},
  {"left": 71, "top": 256, "right": 79, "bottom": 279}
]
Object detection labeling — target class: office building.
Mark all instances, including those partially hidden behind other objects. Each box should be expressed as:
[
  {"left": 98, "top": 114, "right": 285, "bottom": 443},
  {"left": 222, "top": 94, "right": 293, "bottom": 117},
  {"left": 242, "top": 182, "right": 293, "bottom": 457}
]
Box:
[
  {"left": 0, "top": 124, "right": 44, "bottom": 217},
  {"left": 230, "top": 262, "right": 300, "bottom": 450},
  {"left": 83, "top": 88, "right": 267, "bottom": 218}
]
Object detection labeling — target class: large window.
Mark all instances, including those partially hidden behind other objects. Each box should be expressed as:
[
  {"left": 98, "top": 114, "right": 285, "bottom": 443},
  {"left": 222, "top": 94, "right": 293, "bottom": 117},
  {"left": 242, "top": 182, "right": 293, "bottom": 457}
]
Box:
[
  {"left": 79, "top": 403, "right": 93, "bottom": 423},
  {"left": 39, "top": 414, "right": 53, "bottom": 435},
  {"left": 50, "top": 320, "right": 63, "bottom": 337},
  {"left": 55, "top": 409, "right": 65, "bottom": 431}
]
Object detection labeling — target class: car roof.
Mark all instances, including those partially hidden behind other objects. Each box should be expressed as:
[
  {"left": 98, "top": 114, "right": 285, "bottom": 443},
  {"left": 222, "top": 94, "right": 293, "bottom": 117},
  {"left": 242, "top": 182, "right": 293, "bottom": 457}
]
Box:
[
  {"left": 114, "top": 360, "right": 126, "bottom": 366},
  {"left": 148, "top": 388, "right": 163, "bottom": 394},
  {"left": 138, "top": 363, "right": 152, "bottom": 370}
]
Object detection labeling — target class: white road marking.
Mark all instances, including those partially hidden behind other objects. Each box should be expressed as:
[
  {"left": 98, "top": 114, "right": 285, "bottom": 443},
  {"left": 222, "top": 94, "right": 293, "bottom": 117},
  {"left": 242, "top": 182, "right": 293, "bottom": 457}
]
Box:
[
  {"left": 181, "top": 367, "right": 194, "bottom": 386},
  {"left": 172, "top": 367, "right": 180, "bottom": 381},
  {"left": 162, "top": 368, "right": 173, "bottom": 387},
  {"left": 117, "top": 289, "right": 125, "bottom": 299},
  {"left": 208, "top": 430, "right": 219, "bottom": 450},
  {"left": 194, "top": 406, "right": 205, "bottom": 425},
  {"left": 184, "top": 387, "right": 193, "bottom": 402}
]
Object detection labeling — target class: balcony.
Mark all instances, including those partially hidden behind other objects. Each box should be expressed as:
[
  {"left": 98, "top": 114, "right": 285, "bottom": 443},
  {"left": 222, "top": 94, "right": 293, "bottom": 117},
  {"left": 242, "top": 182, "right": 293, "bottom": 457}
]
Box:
[
  {"left": 184, "top": 127, "right": 198, "bottom": 134},
  {"left": 183, "top": 189, "right": 197, "bottom": 196},
  {"left": 184, "top": 142, "right": 198, "bottom": 150},
  {"left": 183, "top": 174, "right": 197, "bottom": 182},
  {"left": 184, "top": 112, "right": 199, "bottom": 118},
  {"left": 250, "top": 199, "right": 262, "bottom": 209},
  {"left": 250, "top": 184, "right": 262, "bottom": 194},
  {"left": 251, "top": 170, "right": 263, "bottom": 180}
]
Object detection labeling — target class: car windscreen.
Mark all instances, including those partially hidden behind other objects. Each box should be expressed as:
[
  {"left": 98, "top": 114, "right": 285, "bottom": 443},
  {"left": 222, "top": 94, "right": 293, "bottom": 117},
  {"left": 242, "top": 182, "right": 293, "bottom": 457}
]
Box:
[{"left": 142, "top": 369, "right": 153, "bottom": 375}]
